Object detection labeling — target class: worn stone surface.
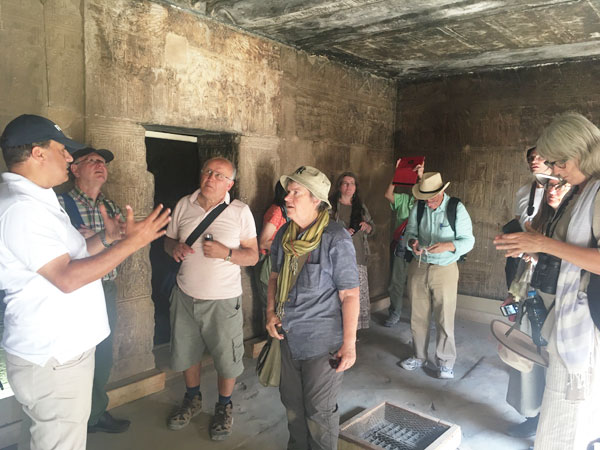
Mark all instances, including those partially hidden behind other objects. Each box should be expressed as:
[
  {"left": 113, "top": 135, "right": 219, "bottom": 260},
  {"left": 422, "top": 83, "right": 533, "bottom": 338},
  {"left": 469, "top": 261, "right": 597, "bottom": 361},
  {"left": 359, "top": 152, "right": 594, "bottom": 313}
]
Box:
[
  {"left": 83, "top": 118, "right": 158, "bottom": 380},
  {"left": 81, "top": 0, "right": 395, "bottom": 373},
  {"left": 0, "top": 0, "right": 85, "bottom": 172},
  {"left": 109, "top": 292, "right": 157, "bottom": 380},
  {"left": 396, "top": 59, "right": 600, "bottom": 300},
  {"left": 184, "top": 0, "right": 600, "bottom": 79},
  {"left": 1, "top": 0, "right": 395, "bottom": 384}
]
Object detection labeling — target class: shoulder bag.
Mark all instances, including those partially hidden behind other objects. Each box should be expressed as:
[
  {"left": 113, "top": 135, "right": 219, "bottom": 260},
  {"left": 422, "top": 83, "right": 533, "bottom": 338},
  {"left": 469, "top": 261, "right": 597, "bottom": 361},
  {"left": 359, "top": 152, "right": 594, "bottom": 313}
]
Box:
[{"left": 257, "top": 252, "right": 310, "bottom": 387}]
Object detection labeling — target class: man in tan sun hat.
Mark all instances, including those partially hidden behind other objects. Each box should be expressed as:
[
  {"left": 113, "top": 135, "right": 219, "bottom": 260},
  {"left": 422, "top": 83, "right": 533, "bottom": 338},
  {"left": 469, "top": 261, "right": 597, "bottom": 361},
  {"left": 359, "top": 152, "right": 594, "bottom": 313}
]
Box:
[
  {"left": 266, "top": 165, "right": 359, "bottom": 449},
  {"left": 399, "top": 172, "right": 474, "bottom": 379}
]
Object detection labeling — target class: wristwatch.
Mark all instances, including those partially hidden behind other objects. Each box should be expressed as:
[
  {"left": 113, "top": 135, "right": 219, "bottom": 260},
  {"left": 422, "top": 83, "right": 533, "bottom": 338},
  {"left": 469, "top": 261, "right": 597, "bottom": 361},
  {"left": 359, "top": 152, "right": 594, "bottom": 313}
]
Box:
[
  {"left": 225, "top": 248, "right": 232, "bottom": 262},
  {"left": 99, "top": 229, "right": 111, "bottom": 248}
]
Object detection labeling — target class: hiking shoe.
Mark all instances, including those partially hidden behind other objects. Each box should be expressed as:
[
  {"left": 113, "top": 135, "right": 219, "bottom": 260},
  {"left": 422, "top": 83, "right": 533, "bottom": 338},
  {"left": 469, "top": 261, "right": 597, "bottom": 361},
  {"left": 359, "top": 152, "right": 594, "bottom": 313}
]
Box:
[
  {"left": 384, "top": 313, "right": 400, "bottom": 327},
  {"left": 437, "top": 366, "right": 454, "bottom": 379},
  {"left": 210, "top": 402, "right": 233, "bottom": 441},
  {"left": 507, "top": 415, "right": 539, "bottom": 438},
  {"left": 167, "top": 393, "right": 202, "bottom": 430},
  {"left": 400, "top": 357, "right": 424, "bottom": 371}
]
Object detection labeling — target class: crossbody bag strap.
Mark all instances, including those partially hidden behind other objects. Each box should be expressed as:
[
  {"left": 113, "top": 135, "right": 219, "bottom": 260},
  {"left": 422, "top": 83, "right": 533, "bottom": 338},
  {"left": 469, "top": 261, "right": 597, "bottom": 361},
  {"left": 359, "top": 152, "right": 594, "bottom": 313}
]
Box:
[
  {"left": 526, "top": 181, "right": 537, "bottom": 217},
  {"left": 184, "top": 202, "right": 229, "bottom": 247},
  {"left": 59, "top": 193, "right": 85, "bottom": 229}
]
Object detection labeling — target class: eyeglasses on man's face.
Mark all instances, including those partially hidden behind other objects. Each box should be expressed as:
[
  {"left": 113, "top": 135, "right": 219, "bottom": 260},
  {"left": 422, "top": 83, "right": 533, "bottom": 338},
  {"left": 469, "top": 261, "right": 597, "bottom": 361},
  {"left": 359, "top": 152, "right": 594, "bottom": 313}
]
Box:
[
  {"left": 544, "top": 160, "right": 567, "bottom": 170},
  {"left": 201, "top": 169, "right": 233, "bottom": 182},
  {"left": 72, "top": 158, "right": 109, "bottom": 167}
]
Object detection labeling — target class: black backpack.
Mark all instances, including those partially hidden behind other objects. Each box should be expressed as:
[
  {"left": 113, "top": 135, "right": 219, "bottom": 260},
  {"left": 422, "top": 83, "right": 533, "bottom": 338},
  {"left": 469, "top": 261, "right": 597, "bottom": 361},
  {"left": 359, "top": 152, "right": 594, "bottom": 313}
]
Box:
[{"left": 404, "top": 197, "right": 468, "bottom": 262}]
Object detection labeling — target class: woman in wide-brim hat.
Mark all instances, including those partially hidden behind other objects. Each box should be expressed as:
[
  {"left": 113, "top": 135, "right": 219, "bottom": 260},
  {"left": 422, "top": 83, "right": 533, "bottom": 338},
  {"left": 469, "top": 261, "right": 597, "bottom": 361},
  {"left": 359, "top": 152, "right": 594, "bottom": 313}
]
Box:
[{"left": 265, "top": 166, "right": 360, "bottom": 449}]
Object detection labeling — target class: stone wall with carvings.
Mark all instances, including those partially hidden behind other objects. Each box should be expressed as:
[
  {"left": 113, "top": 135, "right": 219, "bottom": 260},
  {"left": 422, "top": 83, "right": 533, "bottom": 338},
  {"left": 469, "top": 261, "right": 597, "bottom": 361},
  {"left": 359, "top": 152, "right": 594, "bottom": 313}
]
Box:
[
  {"left": 83, "top": 0, "right": 396, "bottom": 379},
  {"left": 0, "top": 0, "right": 85, "bottom": 169},
  {"left": 396, "top": 61, "right": 600, "bottom": 301},
  {"left": 1, "top": 0, "right": 395, "bottom": 382}
]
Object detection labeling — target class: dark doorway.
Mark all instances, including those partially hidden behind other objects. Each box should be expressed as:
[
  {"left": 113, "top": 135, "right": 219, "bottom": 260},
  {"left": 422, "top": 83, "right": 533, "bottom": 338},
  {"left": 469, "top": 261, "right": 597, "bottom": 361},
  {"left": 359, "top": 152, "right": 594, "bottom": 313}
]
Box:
[
  {"left": 146, "top": 136, "right": 199, "bottom": 345},
  {"left": 145, "top": 129, "right": 239, "bottom": 346}
]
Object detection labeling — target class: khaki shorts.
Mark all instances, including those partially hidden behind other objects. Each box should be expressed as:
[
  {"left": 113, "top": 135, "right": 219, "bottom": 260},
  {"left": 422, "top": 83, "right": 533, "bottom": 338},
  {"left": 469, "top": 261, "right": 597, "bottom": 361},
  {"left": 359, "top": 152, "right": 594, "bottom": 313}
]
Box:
[{"left": 169, "top": 285, "right": 244, "bottom": 378}]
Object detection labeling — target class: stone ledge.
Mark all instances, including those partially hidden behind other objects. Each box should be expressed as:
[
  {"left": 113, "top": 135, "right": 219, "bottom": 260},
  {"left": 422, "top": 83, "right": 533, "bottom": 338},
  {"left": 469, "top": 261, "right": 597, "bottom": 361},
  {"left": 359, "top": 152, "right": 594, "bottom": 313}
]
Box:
[{"left": 106, "top": 369, "right": 166, "bottom": 411}]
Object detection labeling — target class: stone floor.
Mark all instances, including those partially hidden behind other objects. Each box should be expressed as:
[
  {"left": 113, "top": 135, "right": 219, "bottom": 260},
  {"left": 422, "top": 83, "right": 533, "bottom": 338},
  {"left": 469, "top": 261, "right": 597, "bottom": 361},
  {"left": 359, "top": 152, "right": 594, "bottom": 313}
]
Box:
[{"left": 81, "top": 312, "right": 534, "bottom": 450}]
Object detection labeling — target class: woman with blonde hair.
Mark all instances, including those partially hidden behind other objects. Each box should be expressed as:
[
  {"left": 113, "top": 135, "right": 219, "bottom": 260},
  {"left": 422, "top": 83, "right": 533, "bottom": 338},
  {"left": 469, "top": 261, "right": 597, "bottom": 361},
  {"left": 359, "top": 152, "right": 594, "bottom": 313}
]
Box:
[{"left": 495, "top": 112, "right": 600, "bottom": 449}]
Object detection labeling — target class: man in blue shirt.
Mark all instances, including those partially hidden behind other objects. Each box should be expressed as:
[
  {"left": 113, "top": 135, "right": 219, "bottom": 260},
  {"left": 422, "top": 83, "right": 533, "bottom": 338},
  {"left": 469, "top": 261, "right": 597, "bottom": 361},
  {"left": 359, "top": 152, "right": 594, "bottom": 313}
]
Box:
[{"left": 400, "top": 172, "right": 474, "bottom": 379}]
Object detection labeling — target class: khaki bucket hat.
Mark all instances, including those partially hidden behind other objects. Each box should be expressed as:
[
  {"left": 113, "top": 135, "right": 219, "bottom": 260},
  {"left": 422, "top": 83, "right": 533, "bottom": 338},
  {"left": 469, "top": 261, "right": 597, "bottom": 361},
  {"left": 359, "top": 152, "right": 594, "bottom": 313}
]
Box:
[{"left": 280, "top": 166, "right": 332, "bottom": 209}]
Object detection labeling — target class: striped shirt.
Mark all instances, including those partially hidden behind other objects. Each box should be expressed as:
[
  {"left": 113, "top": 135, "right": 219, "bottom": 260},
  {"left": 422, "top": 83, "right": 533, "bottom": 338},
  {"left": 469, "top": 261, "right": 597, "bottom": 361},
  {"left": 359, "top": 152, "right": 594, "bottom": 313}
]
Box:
[{"left": 57, "top": 186, "right": 123, "bottom": 281}]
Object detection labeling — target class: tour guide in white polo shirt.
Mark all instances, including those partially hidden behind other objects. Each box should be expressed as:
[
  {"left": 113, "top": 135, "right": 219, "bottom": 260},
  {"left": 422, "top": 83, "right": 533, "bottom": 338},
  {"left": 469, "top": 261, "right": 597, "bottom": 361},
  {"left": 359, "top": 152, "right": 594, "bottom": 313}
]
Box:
[{"left": 0, "top": 114, "right": 171, "bottom": 450}]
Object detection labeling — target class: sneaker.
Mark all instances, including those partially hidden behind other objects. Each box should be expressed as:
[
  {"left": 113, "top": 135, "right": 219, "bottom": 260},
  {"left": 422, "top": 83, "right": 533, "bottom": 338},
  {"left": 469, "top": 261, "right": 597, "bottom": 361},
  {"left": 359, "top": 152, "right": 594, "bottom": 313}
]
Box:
[
  {"left": 400, "top": 356, "right": 424, "bottom": 371},
  {"left": 210, "top": 401, "right": 233, "bottom": 441},
  {"left": 167, "top": 393, "right": 202, "bottom": 430},
  {"left": 507, "top": 414, "right": 539, "bottom": 438},
  {"left": 384, "top": 313, "right": 400, "bottom": 327},
  {"left": 437, "top": 366, "right": 454, "bottom": 379}
]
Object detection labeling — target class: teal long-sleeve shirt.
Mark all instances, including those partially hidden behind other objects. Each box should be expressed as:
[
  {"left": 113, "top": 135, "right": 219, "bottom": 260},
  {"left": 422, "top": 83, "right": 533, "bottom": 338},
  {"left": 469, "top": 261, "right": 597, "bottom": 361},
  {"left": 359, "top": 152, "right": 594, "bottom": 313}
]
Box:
[{"left": 405, "top": 193, "right": 475, "bottom": 266}]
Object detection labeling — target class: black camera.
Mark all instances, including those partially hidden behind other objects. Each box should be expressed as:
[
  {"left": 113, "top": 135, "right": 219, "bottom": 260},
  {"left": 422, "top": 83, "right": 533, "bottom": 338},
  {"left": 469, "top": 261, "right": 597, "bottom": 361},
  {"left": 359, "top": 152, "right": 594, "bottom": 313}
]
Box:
[
  {"left": 502, "top": 218, "right": 523, "bottom": 234},
  {"left": 500, "top": 302, "right": 519, "bottom": 316},
  {"left": 524, "top": 294, "right": 548, "bottom": 347},
  {"left": 329, "top": 356, "right": 341, "bottom": 370},
  {"left": 530, "top": 253, "right": 562, "bottom": 295}
]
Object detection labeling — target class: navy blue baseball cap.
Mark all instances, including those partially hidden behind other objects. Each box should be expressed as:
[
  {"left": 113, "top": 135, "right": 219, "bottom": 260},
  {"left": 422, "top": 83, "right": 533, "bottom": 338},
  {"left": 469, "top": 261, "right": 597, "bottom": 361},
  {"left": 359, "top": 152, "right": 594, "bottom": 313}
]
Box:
[
  {"left": 0, "top": 114, "right": 85, "bottom": 153},
  {"left": 71, "top": 147, "right": 114, "bottom": 163}
]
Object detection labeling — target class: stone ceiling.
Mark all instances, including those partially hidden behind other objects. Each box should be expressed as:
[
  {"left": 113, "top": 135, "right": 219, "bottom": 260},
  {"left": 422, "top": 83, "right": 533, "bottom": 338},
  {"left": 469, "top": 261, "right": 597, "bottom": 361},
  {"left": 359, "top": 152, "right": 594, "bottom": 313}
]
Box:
[{"left": 183, "top": 0, "right": 600, "bottom": 79}]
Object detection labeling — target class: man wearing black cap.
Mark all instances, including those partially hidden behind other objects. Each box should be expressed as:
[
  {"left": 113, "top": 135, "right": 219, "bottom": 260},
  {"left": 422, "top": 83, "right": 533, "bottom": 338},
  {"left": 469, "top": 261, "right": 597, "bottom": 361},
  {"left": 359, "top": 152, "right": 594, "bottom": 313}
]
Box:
[
  {"left": 0, "top": 114, "right": 170, "bottom": 450},
  {"left": 58, "top": 147, "right": 130, "bottom": 434}
]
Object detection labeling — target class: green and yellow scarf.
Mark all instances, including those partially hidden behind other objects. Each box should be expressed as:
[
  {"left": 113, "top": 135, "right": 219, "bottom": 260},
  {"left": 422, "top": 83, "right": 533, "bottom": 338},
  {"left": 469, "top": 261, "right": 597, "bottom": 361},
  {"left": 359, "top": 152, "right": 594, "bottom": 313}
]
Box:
[{"left": 275, "top": 210, "right": 329, "bottom": 319}]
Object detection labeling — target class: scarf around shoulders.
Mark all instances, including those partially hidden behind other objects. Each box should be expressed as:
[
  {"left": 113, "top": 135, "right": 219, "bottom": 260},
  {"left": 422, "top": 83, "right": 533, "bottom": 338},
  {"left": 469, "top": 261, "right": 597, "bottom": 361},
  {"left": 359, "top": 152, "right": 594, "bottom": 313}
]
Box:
[
  {"left": 275, "top": 210, "right": 329, "bottom": 319},
  {"left": 555, "top": 178, "right": 600, "bottom": 400}
]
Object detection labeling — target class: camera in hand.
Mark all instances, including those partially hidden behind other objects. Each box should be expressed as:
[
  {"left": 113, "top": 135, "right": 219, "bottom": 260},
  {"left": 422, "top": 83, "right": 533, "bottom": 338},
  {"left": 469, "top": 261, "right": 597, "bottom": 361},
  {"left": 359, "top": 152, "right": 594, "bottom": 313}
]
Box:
[
  {"left": 530, "top": 253, "right": 562, "bottom": 294},
  {"left": 500, "top": 302, "right": 519, "bottom": 316},
  {"left": 329, "top": 352, "right": 341, "bottom": 369},
  {"left": 502, "top": 218, "right": 523, "bottom": 234}
]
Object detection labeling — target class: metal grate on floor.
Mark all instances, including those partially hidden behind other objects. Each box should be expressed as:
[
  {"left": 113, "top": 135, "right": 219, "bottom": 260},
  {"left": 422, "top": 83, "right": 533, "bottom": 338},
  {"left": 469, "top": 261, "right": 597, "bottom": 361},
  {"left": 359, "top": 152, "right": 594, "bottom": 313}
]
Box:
[{"left": 344, "top": 403, "right": 449, "bottom": 450}]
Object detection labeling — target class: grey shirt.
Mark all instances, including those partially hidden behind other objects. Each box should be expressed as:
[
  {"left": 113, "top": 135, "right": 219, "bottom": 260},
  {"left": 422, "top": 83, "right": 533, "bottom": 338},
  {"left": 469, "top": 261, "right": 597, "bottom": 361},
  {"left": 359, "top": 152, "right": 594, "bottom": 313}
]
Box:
[{"left": 271, "top": 221, "right": 359, "bottom": 360}]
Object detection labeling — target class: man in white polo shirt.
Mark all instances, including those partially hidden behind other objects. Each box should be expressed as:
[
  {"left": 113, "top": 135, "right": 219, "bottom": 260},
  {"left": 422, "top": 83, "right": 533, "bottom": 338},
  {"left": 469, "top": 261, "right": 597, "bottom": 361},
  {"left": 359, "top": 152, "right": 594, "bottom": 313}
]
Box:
[
  {"left": 164, "top": 156, "right": 258, "bottom": 441},
  {"left": 0, "top": 114, "right": 171, "bottom": 450}
]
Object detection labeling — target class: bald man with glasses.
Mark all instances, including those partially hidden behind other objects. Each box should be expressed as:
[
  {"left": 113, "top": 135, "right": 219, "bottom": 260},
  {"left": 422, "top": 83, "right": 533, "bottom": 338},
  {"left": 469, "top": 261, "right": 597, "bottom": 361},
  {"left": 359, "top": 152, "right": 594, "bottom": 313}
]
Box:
[{"left": 164, "top": 157, "right": 258, "bottom": 441}]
